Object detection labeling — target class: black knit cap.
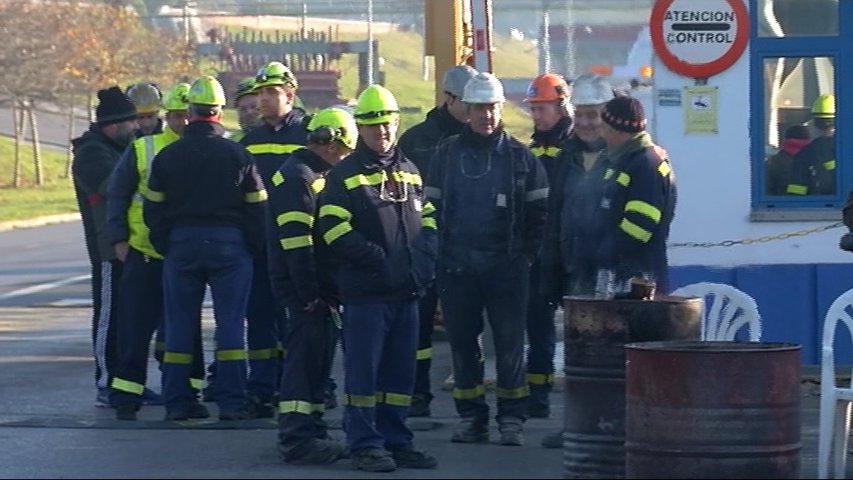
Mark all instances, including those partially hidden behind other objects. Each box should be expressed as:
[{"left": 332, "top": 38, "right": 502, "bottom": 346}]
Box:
[
  {"left": 96, "top": 86, "right": 137, "bottom": 126},
  {"left": 602, "top": 95, "right": 646, "bottom": 133}
]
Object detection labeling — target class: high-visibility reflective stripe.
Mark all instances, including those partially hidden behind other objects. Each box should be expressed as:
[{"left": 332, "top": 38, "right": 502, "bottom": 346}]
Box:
[
  {"left": 526, "top": 187, "right": 549, "bottom": 202},
  {"left": 423, "top": 201, "right": 436, "bottom": 215},
  {"left": 530, "top": 145, "right": 561, "bottom": 157},
  {"left": 323, "top": 222, "right": 352, "bottom": 244},
  {"left": 496, "top": 385, "right": 530, "bottom": 399},
  {"left": 245, "top": 189, "right": 268, "bottom": 203},
  {"left": 786, "top": 184, "right": 808, "bottom": 195},
  {"left": 421, "top": 217, "right": 437, "bottom": 230},
  {"left": 625, "top": 200, "right": 662, "bottom": 223},
  {"left": 416, "top": 347, "right": 432, "bottom": 360},
  {"left": 164, "top": 352, "right": 193, "bottom": 364},
  {"left": 344, "top": 394, "right": 377, "bottom": 407},
  {"left": 318, "top": 204, "right": 352, "bottom": 221},
  {"left": 190, "top": 378, "right": 205, "bottom": 390},
  {"left": 271, "top": 171, "right": 285, "bottom": 186},
  {"left": 247, "top": 348, "right": 277, "bottom": 360},
  {"left": 144, "top": 189, "right": 165, "bottom": 202},
  {"left": 276, "top": 211, "right": 314, "bottom": 227},
  {"left": 246, "top": 143, "right": 302, "bottom": 155},
  {"left": 657, "top": 161, "right": 672, "bottom": 177},
  {"left": 344, "top": 172, "right": 384, "bottom": 189},
  {"left": 527, "top": 373, "right": 554, "bottom": 385},
  {"left": 620, "top": 218, "right": 652, "bottom": 243},
  {"left": 311, "top": 177, "right": 326, "bottom": 193},
  {"left": 413, "top": 198, "right": 423, "bottom": 212},
  {"left": 111, "top": 377, "right": 144, "bottom": 395},
  {"left": 616, "top": 172, "right": 631, "bottom": 187},
  {"left": 280, "top": 235, "right": 313, "bottom": 250},
  {"left": 424, "top": 186, "right": 442, "bottom": 199},
  {"left": 390, "top": 170, "right": 423, "bottom": 186},
  {"left": 377, "top": 391, "right": 412, "bottom": 407},
  {"left": 279, "top": 399, "right": 325, "bottom": 415},
  {"left": 825, "top": 160, "right": 836, "bottom": 171},
  {"left": 217, "top": 349, "right": 247, "bottom": 361},
  {"left": 604, "top": 168, "right": 614, "bottom": 180},
  {"left": 452, "top": 384, "right": 486, "bottom": 400}
]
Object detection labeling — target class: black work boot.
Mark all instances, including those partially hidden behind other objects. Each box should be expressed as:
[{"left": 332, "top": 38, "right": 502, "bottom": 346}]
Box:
[
  {"left": 281, "top": 438, "right": 345, "bottom": 465},
  {"left": 408, "top": 393, "right": 432, "bottom": 417},
  {"left": 498, "top": 416, "right": 525, "bottom": 446},
  {"left": 115, "top": 405, "right": 138, "bottom": 421},
  {"left": 450, "top": 417, "right": 489, "bottom": 443},
  {"left": 389, "top": 445, "right": 438, "bottom": 469},
  {"left": 351, "top": 448, "right": 396, "bottom": 472}
]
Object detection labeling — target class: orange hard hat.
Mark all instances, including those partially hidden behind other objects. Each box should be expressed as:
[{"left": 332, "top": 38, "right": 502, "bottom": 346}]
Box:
[{"left": 524, "top": 73, "right": 569, "bottom": 103}]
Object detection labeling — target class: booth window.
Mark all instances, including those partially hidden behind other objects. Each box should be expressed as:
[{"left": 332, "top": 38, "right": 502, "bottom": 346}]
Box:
[{"left": 750, "top": 0, "right": 848, "bottom": 220}]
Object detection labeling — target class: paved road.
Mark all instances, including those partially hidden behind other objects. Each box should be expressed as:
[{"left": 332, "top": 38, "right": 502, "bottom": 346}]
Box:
[
  {"left": 0, "top": 105, "right": 90, "bottom": 149},
  {"left": 0, "top": 221, "right": 833, "bottom": 478}
]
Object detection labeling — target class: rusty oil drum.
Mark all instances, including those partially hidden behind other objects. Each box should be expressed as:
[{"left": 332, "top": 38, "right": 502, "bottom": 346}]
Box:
[
  {"left": 562, "top": 296, "right": 701, "bottom": 479},
  {"left": 624, "top": 341, "right": 801, "bottom": 479}
]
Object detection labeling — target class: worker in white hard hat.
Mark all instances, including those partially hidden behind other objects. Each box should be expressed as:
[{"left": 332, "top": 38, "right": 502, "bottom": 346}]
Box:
[
  {"left": 539, "top": 73, "right": 615, "bottom": 448},
  {"left": 424, "top": 72, "right": 549, "bottom": 447}
]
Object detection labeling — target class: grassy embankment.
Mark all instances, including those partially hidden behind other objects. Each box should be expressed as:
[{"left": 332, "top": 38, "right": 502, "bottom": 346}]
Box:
[{"left": 0, "top": 28, "right": 537, "bottom": 223}]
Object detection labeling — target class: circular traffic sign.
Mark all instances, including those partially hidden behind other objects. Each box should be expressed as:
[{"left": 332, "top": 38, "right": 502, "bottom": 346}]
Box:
[{"left": 650, "top": 0, "right": 749, "bottom": 79}]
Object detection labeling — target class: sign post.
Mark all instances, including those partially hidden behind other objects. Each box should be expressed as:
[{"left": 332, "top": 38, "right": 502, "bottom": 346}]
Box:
[{"left": 650, "top": 0, "right": 748, "bottom": 79}]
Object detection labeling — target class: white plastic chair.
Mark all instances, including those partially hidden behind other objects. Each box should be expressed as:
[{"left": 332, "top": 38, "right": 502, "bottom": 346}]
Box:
[
  {"left": 818, "top": 287, "right": 853, "bottom": 479},
  {"left": 670, "top": 282, "right": 762, "bottom": 341}
]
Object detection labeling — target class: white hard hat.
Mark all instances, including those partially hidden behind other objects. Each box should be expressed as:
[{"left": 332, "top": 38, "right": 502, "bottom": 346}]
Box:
[
  {"left": 570, "top": 73, "right": 614, "bottom": 106},
  {"left": 462, "top": 72, "right": 506, "bottom": 104}
]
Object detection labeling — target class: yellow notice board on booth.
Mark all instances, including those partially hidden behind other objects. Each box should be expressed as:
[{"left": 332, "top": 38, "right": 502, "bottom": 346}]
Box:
[{"left": 684, "top": 86, "right": 718, "bottom": 134}]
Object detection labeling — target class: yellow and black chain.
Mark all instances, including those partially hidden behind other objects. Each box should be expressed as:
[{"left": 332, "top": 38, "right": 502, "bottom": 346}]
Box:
[{"left": 669, "top": 222, "right": 844, "bottom": 248}]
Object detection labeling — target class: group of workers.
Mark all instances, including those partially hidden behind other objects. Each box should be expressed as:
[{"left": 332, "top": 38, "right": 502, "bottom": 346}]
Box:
[{"left": 70, "top": 59, "right": 676, "bottom": 472}]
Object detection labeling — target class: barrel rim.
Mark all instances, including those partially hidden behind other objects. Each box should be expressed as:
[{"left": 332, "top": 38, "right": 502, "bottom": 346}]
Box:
[
  {"left": 625, "top": 340, "right": 801, "bottom": 352},
  {"left": 563, "top": 295, "right": 702, "bottom": 305}
]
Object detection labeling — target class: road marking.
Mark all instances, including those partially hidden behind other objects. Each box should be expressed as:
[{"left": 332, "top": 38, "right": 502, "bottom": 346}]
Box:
[{"left": 0, "top": 274, "right": 91, "bottom": 301}]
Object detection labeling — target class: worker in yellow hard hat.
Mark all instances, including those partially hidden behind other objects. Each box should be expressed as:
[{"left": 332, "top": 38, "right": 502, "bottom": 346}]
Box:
[
  {"left": 239, "top": 61, "right": 312, "bottom": 418},
  {"left": 317, "top": 84, "right": 438, "bottom": 472},
  {"left": 786, "top": 94, "right": 836, "bottom": 196},
  {"left": 144, "top": 75, "right": 268, "bottom": 421},
  {"left": 126, "top": 82, "right": 163, "bottom": 136},
  {"left": 229, "top": 77, "right": 261, "bottom": 142},
  {"left": 106, "top": 81, "right": 214, "bottom": 420},
  {"left": 267, "top": 107, "right": 358, "bottom": 465}
]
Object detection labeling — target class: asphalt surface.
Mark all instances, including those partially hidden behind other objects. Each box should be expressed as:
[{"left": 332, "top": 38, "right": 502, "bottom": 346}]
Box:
[{"left": 0, "top": 219, "right": 834, "bottom": 478}]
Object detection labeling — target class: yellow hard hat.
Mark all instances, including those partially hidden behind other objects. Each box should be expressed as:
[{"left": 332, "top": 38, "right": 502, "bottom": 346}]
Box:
[
  {"left": 254, "top": 61, "right": 298, "bottom": 90},
  {"left": 353, "top": 84, "right": 399, "bottom": 125},
  {"left": 126, "top": 82, "right": 162, "bottom": 114},
  {"left": 811, "top": 94, "right": 835, "bottom": 119},
  {"left": 234, "top": 77, "right": 256, "bottom": 102},
  {"left": 162, "top": 83, "right": 190, "bottom": 111},
  {"left": 187, "top": 76, "right": 226, "bottom": 107},
  {"left": 308, "top": 107, "right": 358, "bottom": 150}
]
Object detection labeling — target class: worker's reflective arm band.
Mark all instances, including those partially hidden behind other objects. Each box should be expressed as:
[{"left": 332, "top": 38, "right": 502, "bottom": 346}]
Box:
[
  {"left": 245, "top": 189, "right": 268, "bottom": 203},
  {"left": 318, "top": 204, "right": 354, "bottom": 245},
  {"left": 246, "top": 143, "right": 302, "bottom": 155}
]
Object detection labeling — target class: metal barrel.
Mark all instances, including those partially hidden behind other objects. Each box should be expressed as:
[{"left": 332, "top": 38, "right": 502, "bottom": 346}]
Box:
[
  {"left": 562, "top": 296, "right": 702, "bottom": 479},
  {"left": 624, "top": 341, "right": 801, "bottom": 479}
]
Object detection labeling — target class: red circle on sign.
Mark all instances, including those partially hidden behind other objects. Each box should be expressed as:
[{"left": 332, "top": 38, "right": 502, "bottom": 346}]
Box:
[{"left": 650, "top": 0, "right": 749, "bottom": 78}]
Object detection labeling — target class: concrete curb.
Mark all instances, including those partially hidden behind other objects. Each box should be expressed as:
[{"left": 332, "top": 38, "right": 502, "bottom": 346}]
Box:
[{"left": 0, "top": 213, "right": 80, "bottom": 233}]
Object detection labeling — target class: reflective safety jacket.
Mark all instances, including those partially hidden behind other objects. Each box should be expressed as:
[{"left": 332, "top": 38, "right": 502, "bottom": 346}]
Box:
[
  {"left": 786, "top": 135, "right": 835, "bottom": 196},
  {"left": 240, "top": 110, "right": 310, "bottom": 187},
  {"left": 267, "top": 148, "right": 337, "bottom": 309},
  {"left": 107, "top": 126, "right": 180, "bottom": 259},
  {"left": 143, "top": 121, "right": 268, "bottom": 256},
  {"left": 317, "top": 143, "right": 438, "bottom": 304},
  {"left": 425, "top": 126, "right": 549, "bottom": 268},
  {"left": 596, "top": 132, "right": 676, "bottom": 288},
  {"left": 529, "top": 115, "right": 573, "bottom": 182}
]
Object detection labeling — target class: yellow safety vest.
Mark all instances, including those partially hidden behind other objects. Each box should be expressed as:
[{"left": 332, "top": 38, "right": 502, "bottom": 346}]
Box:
[{"left": 127, "top": 127, "right": 180, "bottom": 259}]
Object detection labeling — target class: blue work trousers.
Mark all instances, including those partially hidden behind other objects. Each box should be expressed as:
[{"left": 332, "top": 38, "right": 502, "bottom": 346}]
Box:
[
  {"left": 437, "top": 254, "right": 530, "bottom": 422},
  {"left": 414, "top": 283, "right": 438, "bottom": 402},
  {"left": 277, "top": 306, "right": 338, "bottom": 457},
  {"left": 342, "top": 300, "right": 418, "bottom": 452},
  {"left": 111, "top": 248, "right": 205, "bottom": 408},
  {"left": 161, "top": 226, "right": 252, "bottom": 414},
  {"left": 246, "top": 254, "right": 284, "bottom": 403},
  {"left": 526, "top": 259, "right": 557, "bottom": 404}
]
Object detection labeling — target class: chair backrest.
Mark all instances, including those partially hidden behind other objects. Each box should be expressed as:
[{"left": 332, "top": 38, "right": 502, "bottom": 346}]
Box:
[
  {"left": 822, "top": 287, "right": 853, "bottom": 388},
  {"left": 670, "top": 282, "right": 762, "bottom": 341}
]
